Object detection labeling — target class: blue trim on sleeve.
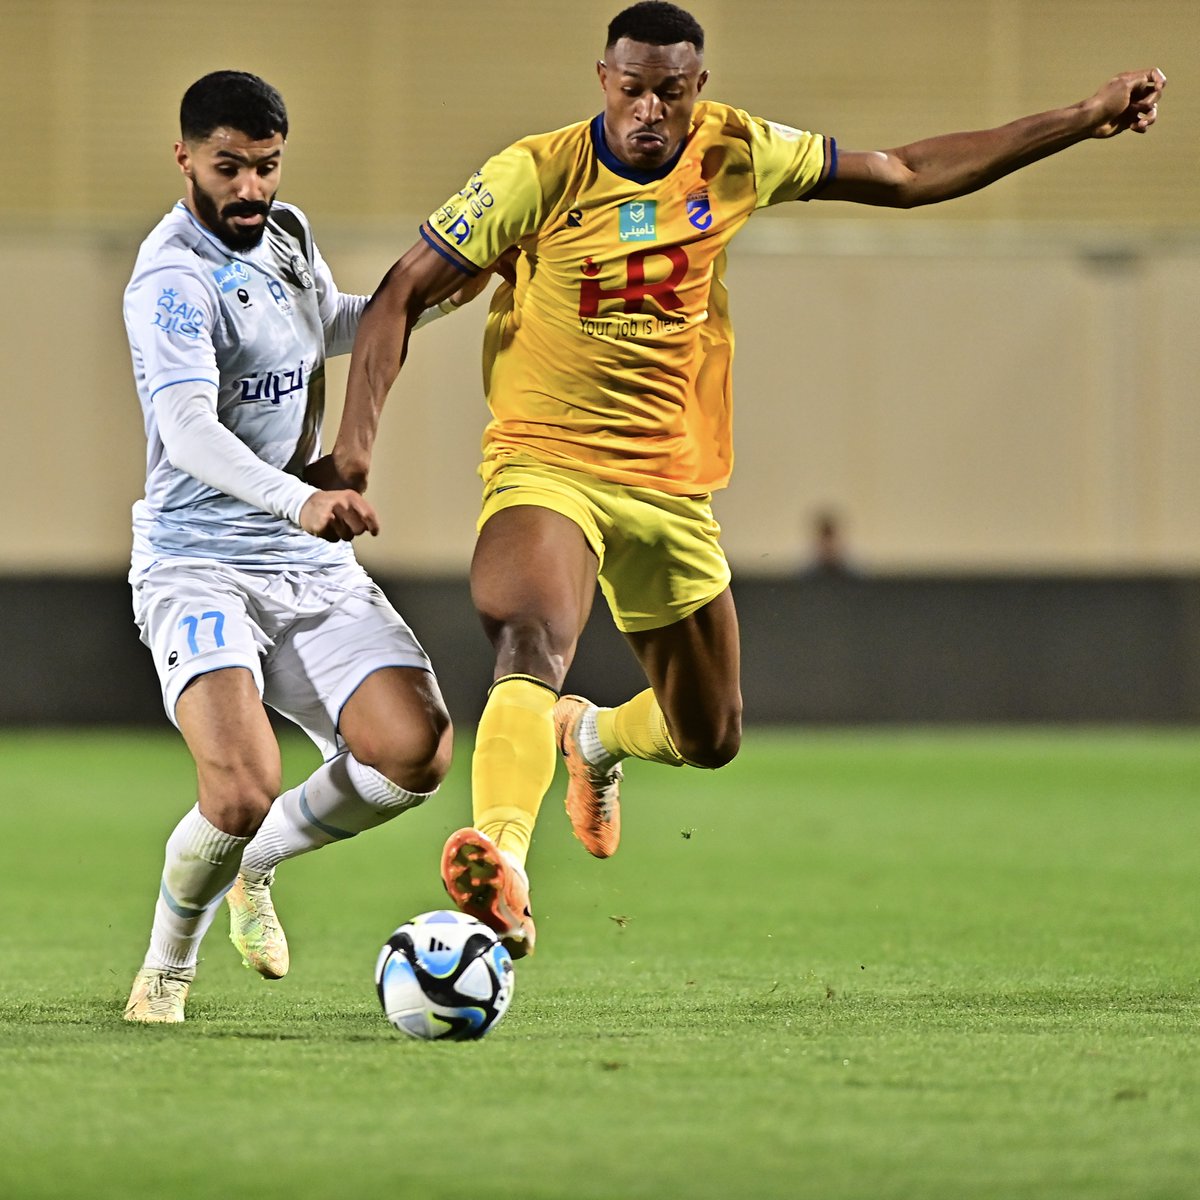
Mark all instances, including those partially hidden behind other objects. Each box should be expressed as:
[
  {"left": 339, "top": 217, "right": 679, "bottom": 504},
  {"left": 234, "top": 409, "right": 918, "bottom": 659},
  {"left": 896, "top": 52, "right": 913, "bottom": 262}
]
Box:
[
  {"left": 149, "top": 376, "right": 218, "bottom": 401},
  {"left": 801, "top": 136, "right": 838, "bottom": 200},
  {"left": 590, "top": 113, "right": 688, "bottom": 184},
  {"left": 419, "top": 224, "right": 480, "bottom": 276}
]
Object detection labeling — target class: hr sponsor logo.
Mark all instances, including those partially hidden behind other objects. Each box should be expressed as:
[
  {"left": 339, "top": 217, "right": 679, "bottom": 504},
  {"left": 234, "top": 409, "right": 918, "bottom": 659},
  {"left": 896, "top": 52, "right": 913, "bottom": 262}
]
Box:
[{"left": 578, "top": 247, "right": 688, "bottom": 317}]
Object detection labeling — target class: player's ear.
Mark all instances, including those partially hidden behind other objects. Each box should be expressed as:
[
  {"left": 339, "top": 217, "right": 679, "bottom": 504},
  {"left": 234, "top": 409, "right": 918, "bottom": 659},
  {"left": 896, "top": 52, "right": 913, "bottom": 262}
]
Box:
[
  {"left": 174, "top": 141, "right": 191, "bottom": 176},
  {"left": 597, "top": 59, "right": 608, "bottom": 90},
  {"left": 696, "top": 69, "right": 709, "bottom": 96}
]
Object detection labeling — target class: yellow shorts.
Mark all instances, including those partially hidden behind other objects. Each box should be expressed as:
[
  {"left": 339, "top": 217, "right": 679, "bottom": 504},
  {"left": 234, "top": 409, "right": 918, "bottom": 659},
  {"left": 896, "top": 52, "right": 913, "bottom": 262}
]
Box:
[{"left": 478, "top": 459, "right": 731, "bottom": 634}]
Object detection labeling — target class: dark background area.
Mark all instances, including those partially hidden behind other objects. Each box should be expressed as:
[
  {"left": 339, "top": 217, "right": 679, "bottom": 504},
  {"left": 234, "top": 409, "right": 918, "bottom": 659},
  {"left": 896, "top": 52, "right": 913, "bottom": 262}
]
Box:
[{"left": 5, "top": 574, "right": 1198, "bottom": 727}]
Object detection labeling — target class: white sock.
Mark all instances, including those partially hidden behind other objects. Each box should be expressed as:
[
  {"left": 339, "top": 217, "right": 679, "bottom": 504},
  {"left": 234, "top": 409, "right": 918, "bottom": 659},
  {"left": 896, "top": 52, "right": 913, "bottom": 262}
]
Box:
[
  {"left": 578, "top": 706, "right": 622, "bottom": 771},
  {"left": 142, "top": 806, "right": 250, "bottom": 973},
  {"left": 238, "top": 753, "right": 435, "bottom": 879}
]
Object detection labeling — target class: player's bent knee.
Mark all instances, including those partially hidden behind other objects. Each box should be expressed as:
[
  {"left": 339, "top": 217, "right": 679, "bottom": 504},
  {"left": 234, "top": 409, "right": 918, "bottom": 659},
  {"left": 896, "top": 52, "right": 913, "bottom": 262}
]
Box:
[
  {"left": 198, "top": 771, "right": 277, "bottom": 838},
  {"left": 675, "top": 719, "right": 742, "bottom": 770},
  {"left": 193, "top": 748, "right": 279, "bottom": 835},
  {"left": 349, "top": 716, "right": 453, "bottom": 794},
  {"left": 486, "top": 618, "right": 575, "bottom": 687}
]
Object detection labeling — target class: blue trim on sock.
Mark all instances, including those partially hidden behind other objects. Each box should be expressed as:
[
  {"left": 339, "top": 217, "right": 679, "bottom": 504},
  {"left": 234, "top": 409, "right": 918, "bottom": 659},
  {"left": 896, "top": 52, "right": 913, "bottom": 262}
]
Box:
[
  {"left": 159, "top": 879, "right": 205, "bottom": 920},
  {"left": 299, "top": 783, "right": 358, "bottom": 841}
]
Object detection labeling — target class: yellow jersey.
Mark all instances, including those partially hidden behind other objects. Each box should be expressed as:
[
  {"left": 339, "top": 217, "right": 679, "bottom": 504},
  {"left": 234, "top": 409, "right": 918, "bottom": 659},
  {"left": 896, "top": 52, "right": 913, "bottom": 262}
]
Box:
[{"left": 423, "top": 101, "right": 831, "bottom": 495}]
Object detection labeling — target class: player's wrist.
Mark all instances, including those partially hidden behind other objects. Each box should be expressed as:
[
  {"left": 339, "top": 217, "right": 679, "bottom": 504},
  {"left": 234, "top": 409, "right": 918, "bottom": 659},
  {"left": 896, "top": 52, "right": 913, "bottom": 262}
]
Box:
[{"left": 332, "top": 446, "right": 371, "bottom": 492}]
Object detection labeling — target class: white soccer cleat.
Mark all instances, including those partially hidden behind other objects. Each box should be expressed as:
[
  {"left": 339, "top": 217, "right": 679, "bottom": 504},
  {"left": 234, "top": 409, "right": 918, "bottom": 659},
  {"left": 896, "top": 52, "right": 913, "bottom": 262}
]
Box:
[
  {"left": 123, "top": 967, "right": 192, "bottom": 1023},
  {"left": 227, "top": 871, "right": 290, "bottom": 979}
]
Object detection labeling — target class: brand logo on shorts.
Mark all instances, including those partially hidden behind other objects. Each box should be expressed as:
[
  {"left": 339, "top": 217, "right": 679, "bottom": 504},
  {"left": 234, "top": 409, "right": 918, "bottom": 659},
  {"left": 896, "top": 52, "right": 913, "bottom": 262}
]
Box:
[{"left": 167, "top": 651, "right": 178, "bottom": 668}]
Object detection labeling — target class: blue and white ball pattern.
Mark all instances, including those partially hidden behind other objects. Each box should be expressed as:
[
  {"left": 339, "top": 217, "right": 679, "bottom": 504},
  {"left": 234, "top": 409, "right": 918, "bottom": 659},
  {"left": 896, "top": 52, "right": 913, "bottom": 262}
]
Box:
[{"left": 375, "top": 909, "right": 514, "bottom": 1040}]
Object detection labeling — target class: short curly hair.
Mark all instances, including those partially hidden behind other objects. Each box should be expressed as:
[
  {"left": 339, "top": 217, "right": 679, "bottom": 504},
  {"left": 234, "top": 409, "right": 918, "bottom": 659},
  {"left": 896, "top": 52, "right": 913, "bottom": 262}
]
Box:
[
  {"left": 606, "top": 2, "right": 705, "bottom": 53},
  {"left": 180, "top": 71, "right": 288, "bottom": 142}
]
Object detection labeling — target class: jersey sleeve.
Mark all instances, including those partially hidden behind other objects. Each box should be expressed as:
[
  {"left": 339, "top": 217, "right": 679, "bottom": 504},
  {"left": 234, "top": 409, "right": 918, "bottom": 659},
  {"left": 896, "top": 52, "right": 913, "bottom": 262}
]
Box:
[
  {"left": 743, "top": 114, "right": 830, "bottom": 209},
  {"left": 423, "top": 140, "right": 548, "bottom": 272},
  {"left": 311, "top": 238, "right": 368, "bottom": 357},
  {"left": 123, "top": 254, "right": 221, "bottom": 398}
]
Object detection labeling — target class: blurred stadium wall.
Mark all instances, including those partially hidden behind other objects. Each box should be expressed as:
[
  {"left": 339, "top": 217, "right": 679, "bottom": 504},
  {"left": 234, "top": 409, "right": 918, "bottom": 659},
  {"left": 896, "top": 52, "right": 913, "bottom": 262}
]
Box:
[{"left": 2, "top": 1, "right": 1197, "bottom": 723}]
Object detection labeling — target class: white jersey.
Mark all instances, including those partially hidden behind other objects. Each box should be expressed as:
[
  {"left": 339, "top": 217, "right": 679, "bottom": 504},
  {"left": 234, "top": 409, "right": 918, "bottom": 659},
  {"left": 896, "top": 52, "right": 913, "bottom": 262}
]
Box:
[{"left": 124, "top": 200, "right": 364, "bottom": 574}]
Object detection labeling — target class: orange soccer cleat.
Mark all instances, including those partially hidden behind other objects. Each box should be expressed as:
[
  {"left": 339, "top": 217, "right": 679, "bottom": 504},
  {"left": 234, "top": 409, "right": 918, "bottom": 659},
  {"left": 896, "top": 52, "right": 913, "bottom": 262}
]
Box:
[
  {"left": 440, "top": 828, "right": 536, "bottom": 959},
  {"left": 554, "top": 694, "right": 622, "bottom": 858}
]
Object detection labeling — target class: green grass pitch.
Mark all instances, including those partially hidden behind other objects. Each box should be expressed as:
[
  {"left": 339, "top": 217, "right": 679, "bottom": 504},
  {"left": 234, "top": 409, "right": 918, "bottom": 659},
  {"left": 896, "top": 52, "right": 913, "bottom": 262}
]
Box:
[{"left": 1, "top": 726, "right": 1198, "bottom": 1199}]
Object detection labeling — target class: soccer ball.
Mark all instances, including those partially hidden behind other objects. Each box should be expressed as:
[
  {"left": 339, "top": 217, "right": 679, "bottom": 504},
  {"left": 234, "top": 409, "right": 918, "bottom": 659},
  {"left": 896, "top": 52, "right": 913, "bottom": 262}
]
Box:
[{"left": 375, "top": 909, "right": 515, "bottom": 1041}]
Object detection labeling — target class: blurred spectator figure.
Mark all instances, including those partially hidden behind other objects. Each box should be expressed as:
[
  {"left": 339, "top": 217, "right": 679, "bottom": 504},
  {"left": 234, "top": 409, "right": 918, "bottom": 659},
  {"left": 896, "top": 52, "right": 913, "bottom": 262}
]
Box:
[{"left": 799, "top": 508, "right": 861, "bottom": 578}]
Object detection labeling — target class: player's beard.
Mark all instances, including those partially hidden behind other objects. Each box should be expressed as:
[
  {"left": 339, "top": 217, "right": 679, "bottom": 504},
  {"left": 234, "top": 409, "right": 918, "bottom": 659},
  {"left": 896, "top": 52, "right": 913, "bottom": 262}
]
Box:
[{"left": 189, "top": 174, "right": 273, "bottom": 250}]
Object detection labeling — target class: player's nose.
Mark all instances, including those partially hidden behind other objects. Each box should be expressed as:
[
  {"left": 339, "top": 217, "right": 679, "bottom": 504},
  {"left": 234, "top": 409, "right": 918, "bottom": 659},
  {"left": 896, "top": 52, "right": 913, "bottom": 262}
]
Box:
[
  {"left": 635, "top": 94, "right": 664, "bottom": 124},
  {"left": 234, "top": 170, "right": 268, "bottom": 201}
]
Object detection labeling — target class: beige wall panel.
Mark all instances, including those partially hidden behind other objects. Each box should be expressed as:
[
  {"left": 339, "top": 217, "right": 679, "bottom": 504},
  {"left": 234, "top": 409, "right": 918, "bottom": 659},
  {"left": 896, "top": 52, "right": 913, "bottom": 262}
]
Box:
[
  {"left": 2, "top": 0, "right": 1195, "bottom": 226},
  {"left": 2, "top": 1, "right": 58, "bottom": 214},
  {"left": 1011, "top": 1, "right": 1197, "bottom": 225},
  {"left": 1148, "top": 256, "right": 1200, "bottom": 560},
  {"left": 720, "top": 248, "right": 1106, "bottom": 570},
  {"left": 5, "top": 228, "right": 1196, "bottom": 575},
  {"left": 1, "top": 233, "right": 145, "bottom": 571},
  {"left": 1, "top": 0, "right": 1195, "bottom": 575}
]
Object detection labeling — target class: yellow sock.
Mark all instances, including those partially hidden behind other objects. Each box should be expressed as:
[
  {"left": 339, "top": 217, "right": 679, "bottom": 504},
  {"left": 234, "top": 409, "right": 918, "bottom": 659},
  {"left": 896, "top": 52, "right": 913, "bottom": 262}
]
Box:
[
  {"left": 472, "top": 674, "right": 558, "bottom": 867},
  {"left": 595, "top": 688, "right": 685, "bottom": 767}
]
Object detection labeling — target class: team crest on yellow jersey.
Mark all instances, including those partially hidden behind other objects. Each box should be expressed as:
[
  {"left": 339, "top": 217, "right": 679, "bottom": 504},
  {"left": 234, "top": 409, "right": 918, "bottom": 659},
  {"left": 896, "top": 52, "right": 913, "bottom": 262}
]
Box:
[{"left": 686, "top": 190, "right": 713, "bottom": 231}]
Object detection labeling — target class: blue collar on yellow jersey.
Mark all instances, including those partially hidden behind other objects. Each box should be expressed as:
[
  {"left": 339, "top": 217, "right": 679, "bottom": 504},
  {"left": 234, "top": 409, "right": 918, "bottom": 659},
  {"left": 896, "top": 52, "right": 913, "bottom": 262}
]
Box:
[{"left": 590, "top": 114, "right": 688, "bottom": 184}]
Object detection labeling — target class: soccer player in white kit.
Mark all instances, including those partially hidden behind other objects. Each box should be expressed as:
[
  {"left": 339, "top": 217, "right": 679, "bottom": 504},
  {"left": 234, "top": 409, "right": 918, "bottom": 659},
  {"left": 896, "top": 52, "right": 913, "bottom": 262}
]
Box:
[{"left": 122, "top": 71, "right": 463, "bottom": 1023}]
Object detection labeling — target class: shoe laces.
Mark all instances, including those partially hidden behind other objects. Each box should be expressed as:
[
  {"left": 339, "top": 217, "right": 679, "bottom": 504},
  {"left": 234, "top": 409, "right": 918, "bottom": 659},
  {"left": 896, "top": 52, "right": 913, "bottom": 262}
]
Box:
[
  {"left": 139, "top": 971, "right": 190, "bottom": 1015},
  {"left": 588, "top": 763, "right": 622, "bottom": 822},
  {"left": 238, "top": 874, "right": 282, "bottom": 940}
]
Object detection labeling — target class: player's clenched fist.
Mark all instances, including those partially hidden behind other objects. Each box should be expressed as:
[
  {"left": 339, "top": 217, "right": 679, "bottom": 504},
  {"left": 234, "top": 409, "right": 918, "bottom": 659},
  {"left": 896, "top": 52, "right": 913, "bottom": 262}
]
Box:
[
  {"left": 299, "top": 489, "right": 381, "bottom": 541},
  {"left": 1088, "top": 68, "right": 1166, "bottom": 138}
]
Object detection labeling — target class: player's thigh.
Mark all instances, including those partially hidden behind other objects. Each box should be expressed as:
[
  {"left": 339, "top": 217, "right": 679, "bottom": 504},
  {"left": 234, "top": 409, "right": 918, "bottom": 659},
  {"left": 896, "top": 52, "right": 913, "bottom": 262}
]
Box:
[
  {"left": 471, "top": 504, "right": 599, "bottom": 682},
  {"left": 597, "top": 486, "right": 731, "bottom": 635},
  {"left": 339, "top": 666, "right": 453, "bottom": 788},
  {"left": 175, "top": 667, "right": 281, "bottom": 814},
  {"left": 133, "top": 559, "right": 269, "bottom": 727},
  {"left": 263, "top": 565, "right": 437, "bottom": 762},
  {"left": 625, "top": 587, "right": 743, "bottom": 768}
]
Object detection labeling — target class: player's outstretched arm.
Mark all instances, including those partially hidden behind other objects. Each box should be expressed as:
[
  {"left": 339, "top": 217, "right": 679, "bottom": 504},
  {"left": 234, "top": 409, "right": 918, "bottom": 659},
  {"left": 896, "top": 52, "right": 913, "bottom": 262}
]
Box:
[
  {"left": 815, "top": 68, "right": 1165, "bottom": 209},
  {"left": 318, "top": 239, "right": 472, "bottom": 494}
]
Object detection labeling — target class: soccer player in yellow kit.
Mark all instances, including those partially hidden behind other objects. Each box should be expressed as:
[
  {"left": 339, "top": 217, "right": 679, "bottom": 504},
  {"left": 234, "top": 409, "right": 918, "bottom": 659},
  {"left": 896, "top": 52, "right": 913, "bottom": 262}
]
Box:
[{"left": 317, "top": 3, "right": 1164, "bottom": 957}]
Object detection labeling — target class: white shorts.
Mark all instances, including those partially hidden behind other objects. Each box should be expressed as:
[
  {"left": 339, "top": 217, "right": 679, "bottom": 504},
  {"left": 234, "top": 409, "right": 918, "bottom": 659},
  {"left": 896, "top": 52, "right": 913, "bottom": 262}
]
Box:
[{"left": 133, "top": 558, "right": 433, "bottom": 759}]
